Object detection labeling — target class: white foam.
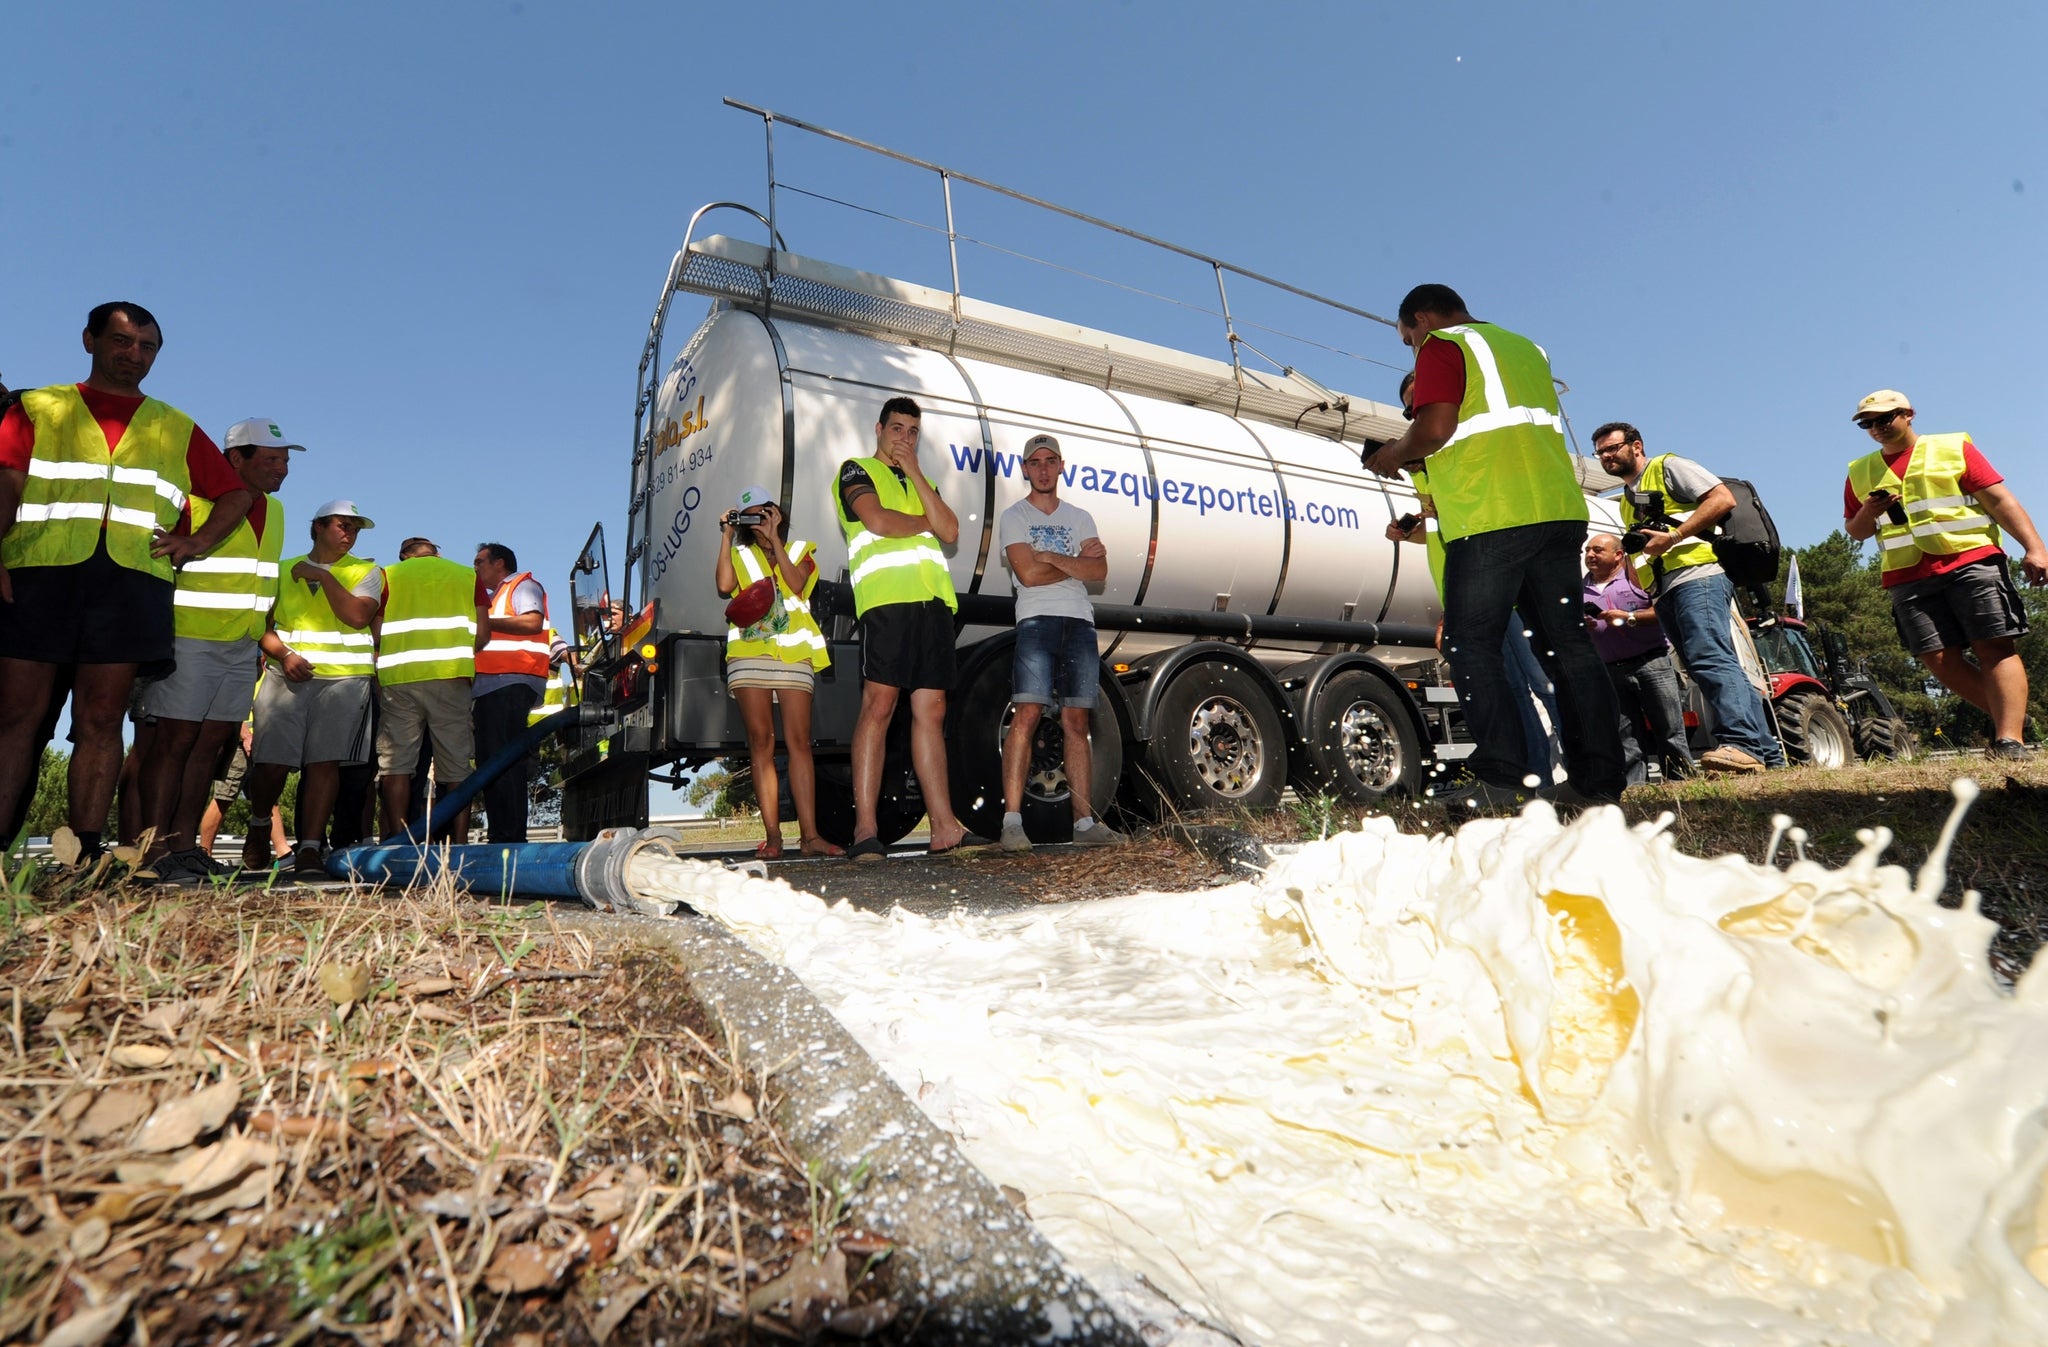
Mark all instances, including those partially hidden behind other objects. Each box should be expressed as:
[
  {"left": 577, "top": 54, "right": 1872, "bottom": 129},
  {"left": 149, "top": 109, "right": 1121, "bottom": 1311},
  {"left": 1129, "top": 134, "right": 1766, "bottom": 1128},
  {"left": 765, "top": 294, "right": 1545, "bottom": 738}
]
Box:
[{"left": 625, "top": 793, "right": 2048, "bottom": 1345}]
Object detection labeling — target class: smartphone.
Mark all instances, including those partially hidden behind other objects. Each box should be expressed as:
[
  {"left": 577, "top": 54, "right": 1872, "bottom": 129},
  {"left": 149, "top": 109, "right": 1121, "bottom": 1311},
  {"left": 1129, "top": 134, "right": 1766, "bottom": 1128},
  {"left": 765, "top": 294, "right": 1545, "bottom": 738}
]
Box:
[{"left": 1394, "top": 513, "right": 1423, "bottom": 533}]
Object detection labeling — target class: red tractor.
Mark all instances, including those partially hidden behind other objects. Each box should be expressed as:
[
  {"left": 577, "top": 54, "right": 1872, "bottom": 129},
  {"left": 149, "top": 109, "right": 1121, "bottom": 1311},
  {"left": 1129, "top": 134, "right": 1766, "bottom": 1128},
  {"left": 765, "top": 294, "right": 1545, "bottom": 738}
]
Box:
[{"left": 1745, "top": 616, "right": 1915, "bottom": 768}]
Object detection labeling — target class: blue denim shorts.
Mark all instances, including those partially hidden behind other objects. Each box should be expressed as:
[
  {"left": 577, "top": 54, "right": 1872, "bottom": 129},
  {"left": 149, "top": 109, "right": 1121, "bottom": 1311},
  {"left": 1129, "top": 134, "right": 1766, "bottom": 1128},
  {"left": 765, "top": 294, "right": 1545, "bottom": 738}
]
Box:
[{"left": 1012, "top": 616, "right": 1100, "bottom": 708}]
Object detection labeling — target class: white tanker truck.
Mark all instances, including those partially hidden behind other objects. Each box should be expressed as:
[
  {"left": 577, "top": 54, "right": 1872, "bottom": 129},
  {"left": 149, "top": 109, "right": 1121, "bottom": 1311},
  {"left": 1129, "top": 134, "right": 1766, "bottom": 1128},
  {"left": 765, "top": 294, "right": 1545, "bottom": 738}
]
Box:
[{"left": 558, "top": 113, "right": 1623, "bottom": 843}]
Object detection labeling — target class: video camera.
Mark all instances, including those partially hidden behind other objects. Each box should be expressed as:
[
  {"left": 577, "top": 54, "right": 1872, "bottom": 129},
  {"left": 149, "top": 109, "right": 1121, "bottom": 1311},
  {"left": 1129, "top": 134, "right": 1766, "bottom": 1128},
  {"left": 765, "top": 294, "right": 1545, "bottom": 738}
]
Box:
[{"left": 722, "top": 508, "right": 768, "bottom": 528}]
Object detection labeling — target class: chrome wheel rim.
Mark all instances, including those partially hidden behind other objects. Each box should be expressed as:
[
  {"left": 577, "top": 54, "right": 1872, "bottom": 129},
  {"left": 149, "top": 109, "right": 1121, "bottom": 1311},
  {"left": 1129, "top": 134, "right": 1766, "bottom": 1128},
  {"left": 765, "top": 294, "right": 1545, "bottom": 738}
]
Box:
[
  {"left": 1337, "top": 698, "right": 1401, "bottom": 791},
  {"left": 1187, "top": 695, "right": 1264, "bottom": 797}
]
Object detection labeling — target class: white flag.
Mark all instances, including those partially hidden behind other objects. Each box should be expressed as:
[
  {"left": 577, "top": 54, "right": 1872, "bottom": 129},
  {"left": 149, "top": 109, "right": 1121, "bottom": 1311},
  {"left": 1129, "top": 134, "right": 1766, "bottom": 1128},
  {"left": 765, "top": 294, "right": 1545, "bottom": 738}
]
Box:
[{"left": 1785, "top": 554, "right": 1805, "bottom": 620}]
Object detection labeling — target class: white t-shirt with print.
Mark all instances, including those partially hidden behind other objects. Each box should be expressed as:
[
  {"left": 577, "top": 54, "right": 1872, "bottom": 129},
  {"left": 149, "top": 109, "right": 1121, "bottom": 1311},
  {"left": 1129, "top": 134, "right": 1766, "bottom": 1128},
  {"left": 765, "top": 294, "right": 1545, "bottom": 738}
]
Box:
[{"left": 999, "top": 497, "right": 1099, "bottom": 622}]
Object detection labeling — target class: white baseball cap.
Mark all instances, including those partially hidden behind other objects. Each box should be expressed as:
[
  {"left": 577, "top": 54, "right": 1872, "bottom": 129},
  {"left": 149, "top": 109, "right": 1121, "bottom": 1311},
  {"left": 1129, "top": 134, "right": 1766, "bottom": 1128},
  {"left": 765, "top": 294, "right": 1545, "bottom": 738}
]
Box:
[
  {"left": 312, "top": 499, "right": 376, "bottom": 529},
  {"left": 734, "top": 484, "right": 776, "bottom": 511},
  {"left": 224, "top": 417, "right": 306, "bottom": 451}
]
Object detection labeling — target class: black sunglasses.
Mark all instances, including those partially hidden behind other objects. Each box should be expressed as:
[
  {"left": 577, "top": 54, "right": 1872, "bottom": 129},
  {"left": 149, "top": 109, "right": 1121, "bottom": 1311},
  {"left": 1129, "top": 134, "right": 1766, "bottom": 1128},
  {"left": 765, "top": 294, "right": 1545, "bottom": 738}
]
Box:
[{"left": 1856, "top": 410, "right": 1905, "bottom": 430}]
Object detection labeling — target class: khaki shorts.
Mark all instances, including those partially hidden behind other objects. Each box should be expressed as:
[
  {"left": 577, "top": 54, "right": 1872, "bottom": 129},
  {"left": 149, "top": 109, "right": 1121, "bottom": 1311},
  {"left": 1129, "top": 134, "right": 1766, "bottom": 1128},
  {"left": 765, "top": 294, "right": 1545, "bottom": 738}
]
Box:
[
  {"left": 252, "top": 674, "right": 375, "bottom": 769},
  {"left": 375, "top": 679, "right": 474, "bottom": 784}
]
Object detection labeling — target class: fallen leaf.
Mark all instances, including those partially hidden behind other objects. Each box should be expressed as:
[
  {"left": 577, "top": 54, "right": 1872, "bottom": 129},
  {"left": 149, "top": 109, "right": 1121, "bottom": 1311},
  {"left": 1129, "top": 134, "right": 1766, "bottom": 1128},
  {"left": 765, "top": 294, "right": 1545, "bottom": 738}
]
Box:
[
  {"left": 41, "top": 1009, "right": 84, "bottom": 1033},
  {"left": 482, "top": 1242, "right": 561, "bottom": 1294},
  {"left": 109, "top": 845, "right": 142, "bottom": 867},
  {"left": 584, "top": 1222, "right": 618, "bottom": 1266},
  {"left": 58, "top": 1092, "right": 94, "bottom": 1125},
  {"left": 319, "top": 963, "right": 374, "bottom": 1006},
  {"left": 138, "top": 1002, "right": 188, "bottom": 1037},
  {"left": 186, "top": 1165, "right": 276, "bottom": 1221},
  {"left": 50, "top": 826, "right": 83, "bottom": 867},
  {"left": 162, "top": 1136, "right": 277, "bottom": 1195},
  {"left": 70, "top": 1217, "right": 111, "bottom": 1259},
  {"left": 836, "top": 1231, "right": 893, "bottom": 1258},
  {"left": 345, "top": 1058, "right": 400, "bottom": 1081},
  {"left": 412, "top": 1004, "right": 463, "bottom": 1025},
  {"left": 41, "top": 1292, "right": 134, "bottom": 1347},
  {"left": 747, "top": 1245, "right": 847, "bottom": 1328},
  {"left": 710, "top": 1088, "right": 756, "bottom": 1121},
  {"left": 247, "top": 1111, "right": 347, "bottom": 1141},
  {"left": 398, "top": 976, "right": 459, "bottom": 996},
  {"left": 591, "top": 1281, "right": 653, "bottom": 1345},
  {"left": 825, "top": 1299, "right": 900, "bottom": 1337},
  {"left": 134, "top": 1078, "right": 240, "bottom": 1153},
  {"left": 168, "top": 1223, "right": 248, "bottom": 1278},
  {"left": 580, "top": 1185, "right": 631, "bottom": 1225},
  {"left": 415, "top": 1189, "right": 509, "bottom": 1221},
  {"left": 109, "top": 1044, "right": 174, "bottom": 1070},
  {"left": 75, "top": 1089, "right": 153, "bottom": 1142}
]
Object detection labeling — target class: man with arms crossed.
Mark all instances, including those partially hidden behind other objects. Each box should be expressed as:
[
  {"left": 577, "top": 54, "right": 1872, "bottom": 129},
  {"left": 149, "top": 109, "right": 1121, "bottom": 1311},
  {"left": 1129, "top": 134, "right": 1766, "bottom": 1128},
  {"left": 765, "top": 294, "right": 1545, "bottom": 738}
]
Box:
[
  {"left": 996, "top": 434, "right": 1126, "bottom": 851},
  {"left": 1845, "top": 389, "right": 2048, "bottom": 758},
  {"left": 0, "top": 303, "right": 254, "bottom": 867},
  {"left": 835, "top": 396, "right": 986, "bottom": 860},
  {"left": 243, "top": 500, "right": 381, "bottom": 874}
]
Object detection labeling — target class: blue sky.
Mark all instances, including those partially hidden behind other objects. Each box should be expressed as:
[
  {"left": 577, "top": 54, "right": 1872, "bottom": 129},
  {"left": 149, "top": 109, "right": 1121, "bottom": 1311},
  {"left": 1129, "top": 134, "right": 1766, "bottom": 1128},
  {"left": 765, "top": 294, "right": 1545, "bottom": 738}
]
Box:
[{"left": 5, "top": 1, "right": 2043, "bottom": 796}]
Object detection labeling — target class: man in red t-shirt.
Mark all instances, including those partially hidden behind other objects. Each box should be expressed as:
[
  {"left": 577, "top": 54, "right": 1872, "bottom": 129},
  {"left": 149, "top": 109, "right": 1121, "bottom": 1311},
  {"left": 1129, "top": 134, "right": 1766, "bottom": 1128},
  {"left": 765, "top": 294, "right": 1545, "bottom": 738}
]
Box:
[
  {"left": 1843, "top": 389, "right": 2048, "bottom": 759},
  {"left": 0, "top": 302, "right": 255, "bottom": 865}
]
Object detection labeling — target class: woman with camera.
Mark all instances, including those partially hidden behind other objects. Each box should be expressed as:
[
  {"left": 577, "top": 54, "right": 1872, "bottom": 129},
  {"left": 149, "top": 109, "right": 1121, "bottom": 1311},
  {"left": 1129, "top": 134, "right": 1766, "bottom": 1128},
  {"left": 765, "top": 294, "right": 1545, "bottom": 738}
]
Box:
[{"left": 715, "top": 485, "right": 841, "bottom": 859}]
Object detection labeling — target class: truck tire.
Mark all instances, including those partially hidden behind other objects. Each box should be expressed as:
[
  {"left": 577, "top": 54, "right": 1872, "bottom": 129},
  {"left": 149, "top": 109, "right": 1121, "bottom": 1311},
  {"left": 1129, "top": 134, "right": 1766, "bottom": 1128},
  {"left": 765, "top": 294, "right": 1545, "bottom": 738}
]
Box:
[
  {"left": 811, "top": 760, "right": 921, "bottom": 848},
  {"left": 1147, "top": 662, "right": 1288, "bottom": 813},
  {"left": 1854, "top": 715, "right": 1916, "bottom": 761},
  {"left": 1777, "top": 690, "right": 1854, "bottom": 769},
  {"left": 1299, "top": 670, "right": 1422, "bottom": 801},
  {"left": 950, "top": 657, "right": 1124, "bottom": 842}
]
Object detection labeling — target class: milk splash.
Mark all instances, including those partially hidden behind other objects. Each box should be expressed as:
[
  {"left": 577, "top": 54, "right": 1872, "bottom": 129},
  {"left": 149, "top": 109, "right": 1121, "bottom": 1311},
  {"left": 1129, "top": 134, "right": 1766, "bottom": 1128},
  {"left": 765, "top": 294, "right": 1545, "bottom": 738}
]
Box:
[{"left": 627, "top": 790, "right": 2048, "bottom": 1345}]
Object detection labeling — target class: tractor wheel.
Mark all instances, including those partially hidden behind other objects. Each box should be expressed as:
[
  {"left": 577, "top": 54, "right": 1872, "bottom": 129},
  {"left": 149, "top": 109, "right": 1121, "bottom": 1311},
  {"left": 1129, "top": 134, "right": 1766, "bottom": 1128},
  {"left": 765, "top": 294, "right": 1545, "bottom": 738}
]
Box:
[
  {"left": 1854, "top": 715, "right": 1916, "bottom": 761},
  {"left": 1777, "top": 690, "right": 1855, "bottom": 769}
]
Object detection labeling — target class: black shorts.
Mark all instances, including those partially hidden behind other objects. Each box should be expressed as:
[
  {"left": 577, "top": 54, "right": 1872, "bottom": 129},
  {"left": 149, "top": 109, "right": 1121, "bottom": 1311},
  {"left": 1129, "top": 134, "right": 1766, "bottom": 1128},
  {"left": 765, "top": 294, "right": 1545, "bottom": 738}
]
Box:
[
  {"left": 1890, "top": 555, "right": 2029, "bottom": 655},
  {"left": 859, "top": 599, "right": 958, "bottom": 691},
  {"left": 0, "top": 536, "right": 175, "bottom": 668}
]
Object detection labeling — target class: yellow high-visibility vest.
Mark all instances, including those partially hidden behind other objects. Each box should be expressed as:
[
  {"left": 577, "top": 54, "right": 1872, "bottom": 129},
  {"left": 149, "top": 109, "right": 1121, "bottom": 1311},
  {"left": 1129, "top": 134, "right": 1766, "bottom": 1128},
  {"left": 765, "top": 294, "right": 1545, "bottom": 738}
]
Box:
[
  {"left": 724, "top": 540, "right": 830, "bottom": 669},
  {"left": 833, "top": 457, "right": 956, "bottom": 617},
  {"left": 377, "top": 556, "right": 479, "bottom": 685},
  {"left": 1620, "top": 455, "right": 1719, "bottom": 591},
  {"left": 1847, "top": 433, "right": 2001, "bottom": 578},
  {"left": 1414, "top": 324, "right": 1585, "bottom": 544},
  {"left": 174, "top": 495, "right": 283, "bottom": 641},
  {"left": 272, "top": 553, "right": 378, "bottom": 678},
  {"left": 3, "top": 385, "right": 195, "bottom": 580}
]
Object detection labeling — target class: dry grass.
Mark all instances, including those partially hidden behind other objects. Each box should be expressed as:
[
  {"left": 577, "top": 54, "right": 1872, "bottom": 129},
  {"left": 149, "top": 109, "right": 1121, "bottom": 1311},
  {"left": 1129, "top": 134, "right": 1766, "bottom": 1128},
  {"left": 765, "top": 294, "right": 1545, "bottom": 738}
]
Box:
[{"left": 0, "top": 862, "right": 906, "bottom": 1346}]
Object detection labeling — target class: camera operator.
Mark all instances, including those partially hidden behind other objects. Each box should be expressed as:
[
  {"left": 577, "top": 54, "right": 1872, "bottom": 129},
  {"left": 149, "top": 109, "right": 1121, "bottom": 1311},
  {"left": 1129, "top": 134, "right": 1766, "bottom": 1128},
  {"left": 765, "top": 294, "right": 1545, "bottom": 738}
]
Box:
[
  {"left": 1593, "top": 422, "right": 1783, "bottom": 773},
  {"left": 715, "top": 485, "right": 840, "bottom": 859}
]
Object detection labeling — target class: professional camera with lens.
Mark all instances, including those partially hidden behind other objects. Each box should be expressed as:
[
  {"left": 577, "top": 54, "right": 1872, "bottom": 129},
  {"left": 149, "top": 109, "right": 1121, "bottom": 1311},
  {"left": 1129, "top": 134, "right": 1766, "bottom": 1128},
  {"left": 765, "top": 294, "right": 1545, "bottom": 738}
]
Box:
[{"left": 1620, "top": 489, "right": 1681, "bottom": 555}]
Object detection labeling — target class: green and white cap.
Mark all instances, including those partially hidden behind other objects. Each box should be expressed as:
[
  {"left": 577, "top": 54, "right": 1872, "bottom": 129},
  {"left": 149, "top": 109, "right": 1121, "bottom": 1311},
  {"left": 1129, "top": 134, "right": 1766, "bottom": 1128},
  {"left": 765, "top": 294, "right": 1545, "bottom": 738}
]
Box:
[{"left": 225, "top": 417, "right": 306, "bottom": 451}]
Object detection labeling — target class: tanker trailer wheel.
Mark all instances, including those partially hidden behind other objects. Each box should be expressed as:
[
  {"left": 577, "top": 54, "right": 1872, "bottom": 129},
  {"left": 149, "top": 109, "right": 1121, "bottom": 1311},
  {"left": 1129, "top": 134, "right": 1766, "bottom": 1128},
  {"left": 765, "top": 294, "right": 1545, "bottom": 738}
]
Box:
[
  {"left": 811, "top": 759, "right": 922, "bottom": 848},
  {"left": 949, "top": 655, "right": 1123, "bottom": 842},
  {"left": 1776, "top": 689, "right": 1854, "bottom": 770},
  {"left": 1300, "top": 670, "right": 1422, "bottom": 801},
  {"left": 1147, "top": 662, "right": 1288, "bottom": 813}
]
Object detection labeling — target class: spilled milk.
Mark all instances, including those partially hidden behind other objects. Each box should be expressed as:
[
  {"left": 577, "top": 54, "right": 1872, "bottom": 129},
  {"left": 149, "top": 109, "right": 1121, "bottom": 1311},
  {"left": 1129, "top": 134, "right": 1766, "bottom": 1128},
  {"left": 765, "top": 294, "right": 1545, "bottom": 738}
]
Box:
[{"left": 624, "top": 789, "right": 2048, "bottom": 1345}]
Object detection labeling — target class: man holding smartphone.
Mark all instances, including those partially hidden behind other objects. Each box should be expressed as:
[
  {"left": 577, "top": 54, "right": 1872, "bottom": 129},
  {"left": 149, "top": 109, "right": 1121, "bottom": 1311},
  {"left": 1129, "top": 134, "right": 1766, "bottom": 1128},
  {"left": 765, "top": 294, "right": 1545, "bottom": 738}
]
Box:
[{"left": 1845, "top": 390, "right": 2048, "bottom": 759}]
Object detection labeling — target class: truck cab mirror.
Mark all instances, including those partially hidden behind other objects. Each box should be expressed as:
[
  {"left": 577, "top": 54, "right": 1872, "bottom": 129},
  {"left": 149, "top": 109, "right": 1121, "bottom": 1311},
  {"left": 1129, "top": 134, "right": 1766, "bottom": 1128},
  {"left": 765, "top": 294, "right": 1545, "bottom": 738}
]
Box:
[{"left": 570, "top": 522, "right": 613, "bottom": 658}]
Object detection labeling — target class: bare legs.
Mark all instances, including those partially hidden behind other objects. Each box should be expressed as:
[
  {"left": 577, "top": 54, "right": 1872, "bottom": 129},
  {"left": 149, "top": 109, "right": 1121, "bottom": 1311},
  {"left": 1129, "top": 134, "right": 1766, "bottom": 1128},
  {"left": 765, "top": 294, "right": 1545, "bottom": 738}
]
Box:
[
  {"left": 851, "top": 681, "right": 965, "bottom": 849},
  {"left": 1002, "top": 702, "right": 1096, "bottom": 824},
  {"left": 1922, "top": 638, "right": 2029, "bottom": 742}
]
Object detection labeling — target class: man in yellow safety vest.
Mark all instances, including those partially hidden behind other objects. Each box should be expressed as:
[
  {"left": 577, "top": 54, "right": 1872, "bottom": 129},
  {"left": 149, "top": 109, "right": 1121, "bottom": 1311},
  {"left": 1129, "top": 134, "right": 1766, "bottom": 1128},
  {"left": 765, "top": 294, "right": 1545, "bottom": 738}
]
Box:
[
  {"left": 1845, "top": 389, "right": 2048, "bottom": 759},
  {"left": 135, "top": 417, "right": 296, "bottom": 882},
  {"left": 1365, "top": 284, "right": 1626, "bottom": 808},
  {"left": 0, "top": 302, "right": 255, "bottom": 869},
  {"left": 834, "top": 395, "right": 988, "bottom": 858},
  {"left": 375, "top": 539, "right": 489, "bottom": 839},
  {"left": 243, "top": 499, "right": 382, "bottom": 874}
]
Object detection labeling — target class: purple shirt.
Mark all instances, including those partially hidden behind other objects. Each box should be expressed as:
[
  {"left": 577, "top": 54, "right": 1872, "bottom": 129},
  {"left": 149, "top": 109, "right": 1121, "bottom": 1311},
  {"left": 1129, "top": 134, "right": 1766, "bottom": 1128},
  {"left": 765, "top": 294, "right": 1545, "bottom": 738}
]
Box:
[{"left": 1585, "top": 570, "right": 1668, "bottom": 663}]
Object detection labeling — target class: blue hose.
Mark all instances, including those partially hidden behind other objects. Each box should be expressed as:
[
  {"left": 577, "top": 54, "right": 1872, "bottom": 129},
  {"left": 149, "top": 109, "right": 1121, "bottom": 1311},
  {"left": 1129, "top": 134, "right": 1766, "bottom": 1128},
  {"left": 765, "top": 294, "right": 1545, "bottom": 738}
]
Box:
[
  {"left": 328, "top": 841, "right": 590, "bottom": 900},
  {"left": 328, "top": 706, "right": 596, "bottom": 896}
]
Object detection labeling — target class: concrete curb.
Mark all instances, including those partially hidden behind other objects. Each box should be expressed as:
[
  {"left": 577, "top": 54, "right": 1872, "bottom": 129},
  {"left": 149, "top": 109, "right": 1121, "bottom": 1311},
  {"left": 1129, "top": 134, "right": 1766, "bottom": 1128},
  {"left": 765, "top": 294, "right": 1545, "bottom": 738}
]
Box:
[{"left": 563, "top": 907, "right": 1144, "bottom": 1346}]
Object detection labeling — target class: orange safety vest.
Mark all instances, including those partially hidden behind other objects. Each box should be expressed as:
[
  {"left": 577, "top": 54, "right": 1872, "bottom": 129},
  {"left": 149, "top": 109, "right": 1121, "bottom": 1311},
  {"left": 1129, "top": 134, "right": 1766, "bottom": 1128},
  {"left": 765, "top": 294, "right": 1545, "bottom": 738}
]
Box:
[{"left": 476, "top": 570, "right": 551, "bottom": 678}]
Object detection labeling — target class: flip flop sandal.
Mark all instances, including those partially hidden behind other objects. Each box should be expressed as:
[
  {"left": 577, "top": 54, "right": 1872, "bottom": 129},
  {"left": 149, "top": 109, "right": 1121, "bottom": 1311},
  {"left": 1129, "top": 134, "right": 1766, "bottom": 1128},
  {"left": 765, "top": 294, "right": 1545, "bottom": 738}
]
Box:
[
  {"left": 848, "top": 837, "right": 889, "bottom": 863},
  {"left": 927, "top": 832, "right": 996, "bottom": 856},
  {"left": 799, "top": 836, "right": 846, "bottom": 858},
  {"left": 754, "top": 839, "right": 785, "bottom": 860}
]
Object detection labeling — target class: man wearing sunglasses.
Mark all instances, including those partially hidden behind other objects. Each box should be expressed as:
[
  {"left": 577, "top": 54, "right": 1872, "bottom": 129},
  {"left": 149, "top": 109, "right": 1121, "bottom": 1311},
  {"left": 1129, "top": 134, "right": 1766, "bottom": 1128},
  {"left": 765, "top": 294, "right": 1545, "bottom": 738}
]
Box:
[{"left": 1845, "top": 390, "right": 2047, "bottom": 759}]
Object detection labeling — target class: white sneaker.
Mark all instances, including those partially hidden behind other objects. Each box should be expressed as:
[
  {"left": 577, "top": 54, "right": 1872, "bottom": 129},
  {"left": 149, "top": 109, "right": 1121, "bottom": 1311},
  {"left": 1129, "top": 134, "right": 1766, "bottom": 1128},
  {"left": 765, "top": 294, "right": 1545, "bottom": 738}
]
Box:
[
  {"left": 999, "top": 817, "right": 1032, "bottom": 853},
  {"left": 1070, "top": 821, "right": 1127, "bottom": 847}
]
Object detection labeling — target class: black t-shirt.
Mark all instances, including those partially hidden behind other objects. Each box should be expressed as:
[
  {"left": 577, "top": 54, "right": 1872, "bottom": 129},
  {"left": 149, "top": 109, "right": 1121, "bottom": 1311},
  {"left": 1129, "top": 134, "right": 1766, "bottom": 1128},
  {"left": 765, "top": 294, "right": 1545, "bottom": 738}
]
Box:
[{"left": 837, "top": 458, "right": 909, "bottom": 518}]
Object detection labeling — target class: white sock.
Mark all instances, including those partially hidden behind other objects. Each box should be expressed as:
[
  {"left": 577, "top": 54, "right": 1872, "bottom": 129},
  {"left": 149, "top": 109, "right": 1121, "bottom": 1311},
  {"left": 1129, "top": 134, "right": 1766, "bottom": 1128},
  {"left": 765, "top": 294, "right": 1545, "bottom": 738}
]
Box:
[
  {"left": 1074, "top": 817, "right": 1095, "bottom": 832},
  {"left": 1003, "top": 811, "right": 1023, "bottom": 829}
]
